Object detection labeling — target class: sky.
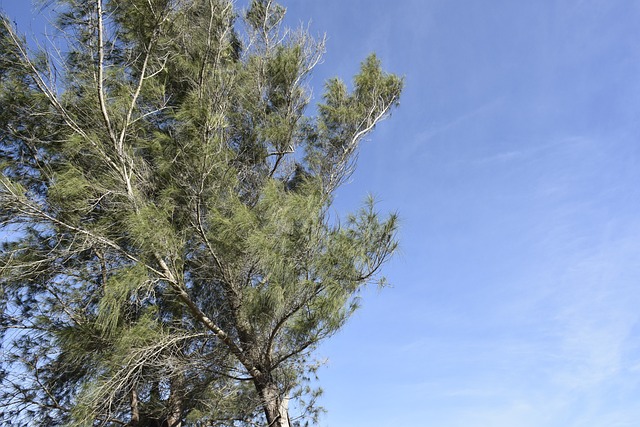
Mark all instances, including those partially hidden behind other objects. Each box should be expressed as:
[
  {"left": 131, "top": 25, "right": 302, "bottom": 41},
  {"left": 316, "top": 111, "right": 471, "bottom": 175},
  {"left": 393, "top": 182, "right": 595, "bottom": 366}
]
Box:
[{"left": 2, "top": 0, "right": 640, "bottom": 426}]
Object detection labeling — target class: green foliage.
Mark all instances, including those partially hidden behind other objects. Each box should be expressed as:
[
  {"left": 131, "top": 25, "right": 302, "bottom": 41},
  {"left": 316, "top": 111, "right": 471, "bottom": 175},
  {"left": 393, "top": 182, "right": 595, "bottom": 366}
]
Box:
[
  {"left": 0, "top": 1, "right": 402, "bottom": 426},
  {"left": 96, "top": 264, "right": 149, "bottom": 336}
]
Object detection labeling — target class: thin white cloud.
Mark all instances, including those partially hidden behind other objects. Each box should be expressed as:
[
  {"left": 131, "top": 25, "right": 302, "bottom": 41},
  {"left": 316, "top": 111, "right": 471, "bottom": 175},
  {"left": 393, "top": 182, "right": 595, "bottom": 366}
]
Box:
[{"left": 413, "top": 97, "right": 504, "bottom": 145}]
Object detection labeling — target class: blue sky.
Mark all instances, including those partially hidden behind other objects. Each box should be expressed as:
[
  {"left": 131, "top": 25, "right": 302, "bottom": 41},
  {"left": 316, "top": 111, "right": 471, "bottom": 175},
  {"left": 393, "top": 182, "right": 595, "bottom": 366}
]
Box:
[
  {"left": 3, "top": 0, "right": 640, "bottom": 426},
  {"left": 281, "top": 1, "right": 640, "bottom": 426}
]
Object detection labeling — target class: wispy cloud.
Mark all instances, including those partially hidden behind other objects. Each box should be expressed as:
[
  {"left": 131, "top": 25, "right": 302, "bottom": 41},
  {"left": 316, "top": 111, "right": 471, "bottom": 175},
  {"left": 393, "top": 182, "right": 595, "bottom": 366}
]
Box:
[
  {"left": 413, "top": 97, "right": 504, "bottom": 145},
  {"left": 474, "top": 135, "right": 592, "bottom": 166},
  {"left": 383, "top": 215, "right": 640, "bottom": 426}
]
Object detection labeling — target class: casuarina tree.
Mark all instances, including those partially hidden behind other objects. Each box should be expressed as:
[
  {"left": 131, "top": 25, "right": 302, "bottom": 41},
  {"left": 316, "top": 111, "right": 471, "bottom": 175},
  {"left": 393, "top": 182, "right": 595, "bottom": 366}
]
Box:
[{"left": 0, "top": 1, "right": 402, "bottom": 426}]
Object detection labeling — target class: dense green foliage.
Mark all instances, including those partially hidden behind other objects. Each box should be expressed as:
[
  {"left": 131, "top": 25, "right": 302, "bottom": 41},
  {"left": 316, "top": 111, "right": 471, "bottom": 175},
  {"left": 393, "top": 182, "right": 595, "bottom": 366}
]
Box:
[{"left": 0, "top": 1, "right": 402, "bottom": 426}]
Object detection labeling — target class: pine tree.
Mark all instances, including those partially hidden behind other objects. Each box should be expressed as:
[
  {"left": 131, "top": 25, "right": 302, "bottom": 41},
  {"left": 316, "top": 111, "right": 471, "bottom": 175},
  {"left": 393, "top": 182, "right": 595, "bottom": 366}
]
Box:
[{"left": 0, "top": 1, "right": 402, "bottom": 426}]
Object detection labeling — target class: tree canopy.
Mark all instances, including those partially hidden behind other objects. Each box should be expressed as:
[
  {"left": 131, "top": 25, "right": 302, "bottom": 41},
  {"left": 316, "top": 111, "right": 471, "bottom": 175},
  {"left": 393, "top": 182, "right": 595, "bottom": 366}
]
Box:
[{"left": 0, "top": 1, "right": 402, "bottom": 426}]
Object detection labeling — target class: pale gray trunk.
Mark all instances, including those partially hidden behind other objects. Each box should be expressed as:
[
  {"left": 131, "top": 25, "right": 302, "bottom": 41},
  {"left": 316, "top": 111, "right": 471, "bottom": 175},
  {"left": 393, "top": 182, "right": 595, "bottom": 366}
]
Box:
[
  {"left": 258, "top": 382, "right": 291, "bottom": 427},
  {"left": 129, "top": 389, "right": 140, "bottom": 426}
]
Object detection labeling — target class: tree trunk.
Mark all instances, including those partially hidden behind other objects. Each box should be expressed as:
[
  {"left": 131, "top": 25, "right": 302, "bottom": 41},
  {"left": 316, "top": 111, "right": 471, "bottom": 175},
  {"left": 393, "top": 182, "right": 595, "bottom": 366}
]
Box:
[
  {"left": 256, "top": 382, "right": 291, "bottom": 427},
  {"left": 130, "top": 389, "right": 140, "bottom": 426},
  {"left": 166, "top": 374, "right": 184, "bottom": 427}
]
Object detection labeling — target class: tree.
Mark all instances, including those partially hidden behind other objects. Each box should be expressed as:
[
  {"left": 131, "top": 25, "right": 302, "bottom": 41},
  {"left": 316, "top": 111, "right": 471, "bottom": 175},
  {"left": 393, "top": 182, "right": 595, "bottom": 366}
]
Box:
[{"left": 0, "top": 1, "right": 402, "bottom": 426}]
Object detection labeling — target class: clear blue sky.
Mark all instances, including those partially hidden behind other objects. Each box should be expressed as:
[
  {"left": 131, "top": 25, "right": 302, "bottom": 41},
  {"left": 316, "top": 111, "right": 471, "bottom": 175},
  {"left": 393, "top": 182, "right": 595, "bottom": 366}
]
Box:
[{"left": 3, "top": 1, "right": 640, "bottom": 426}]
